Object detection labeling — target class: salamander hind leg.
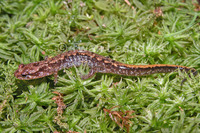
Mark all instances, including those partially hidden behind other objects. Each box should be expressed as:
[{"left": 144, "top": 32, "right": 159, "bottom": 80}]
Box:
[
  {"left": 181, "top": 69, "right": 198, "bottom": 87},
  {"left": 80, "top": 69, "right": 96, "bottom": 80}
]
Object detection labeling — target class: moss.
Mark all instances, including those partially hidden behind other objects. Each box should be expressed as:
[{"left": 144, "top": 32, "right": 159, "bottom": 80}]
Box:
[{"left": 0, "top": 0, "right": 200, "bottom": 132}]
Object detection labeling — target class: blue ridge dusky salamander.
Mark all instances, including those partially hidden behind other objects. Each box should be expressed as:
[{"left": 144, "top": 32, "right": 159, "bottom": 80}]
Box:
[{"left": 14, "top": 50, "right": 197, "bottom": 84}]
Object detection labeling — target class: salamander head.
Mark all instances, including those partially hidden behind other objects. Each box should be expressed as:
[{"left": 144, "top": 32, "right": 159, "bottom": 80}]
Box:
[{"left": 14, "top": 63, "right": 52, "bottom": 80}]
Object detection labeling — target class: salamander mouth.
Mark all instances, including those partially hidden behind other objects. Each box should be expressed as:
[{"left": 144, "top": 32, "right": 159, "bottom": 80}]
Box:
[
  {"left": 14, "top": 71, "right": 39, "bottom": 80},
  {"left": 14, "top": 70, "right": 52, "bottom": 80},
  {"left": 16, "top": 74, "right": 34, "bottom": 80}
]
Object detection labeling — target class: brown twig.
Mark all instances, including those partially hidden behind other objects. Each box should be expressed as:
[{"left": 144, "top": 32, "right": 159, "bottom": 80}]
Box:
[
  {"left": 52, "top": 91, "right": 67, "bottom": 115},
  {"left": 153, "top": 7, "right": 163, "bottom": 17},
  {"left": 103, "top": 106, "right": 135, "bottom": 133}
]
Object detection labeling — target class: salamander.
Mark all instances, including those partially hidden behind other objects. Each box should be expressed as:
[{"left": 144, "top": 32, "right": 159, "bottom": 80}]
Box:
[{"left": 14, "top": 50, "right": 197, "bottom": 84}]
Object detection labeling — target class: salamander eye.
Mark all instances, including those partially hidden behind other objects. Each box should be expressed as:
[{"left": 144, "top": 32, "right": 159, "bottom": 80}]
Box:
[{"left": 21, "top": 74, "right": 26, "bottom": 77}]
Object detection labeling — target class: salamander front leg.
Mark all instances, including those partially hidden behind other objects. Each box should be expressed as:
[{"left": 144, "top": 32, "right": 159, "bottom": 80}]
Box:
[
  {"left": 80, "top": 69, "right": 96, "bottom": 80},
  {"left": 53, "top": 72, "right": 58, "bottom": 85}
]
